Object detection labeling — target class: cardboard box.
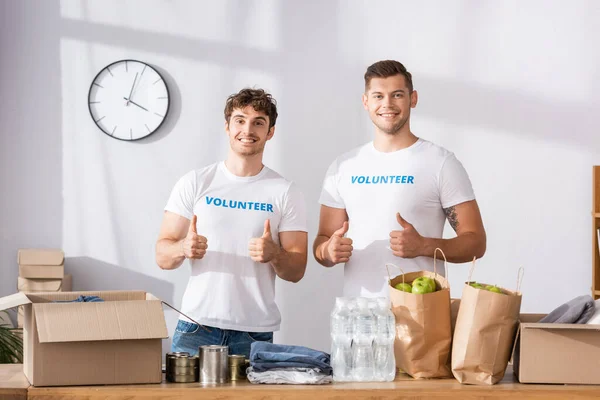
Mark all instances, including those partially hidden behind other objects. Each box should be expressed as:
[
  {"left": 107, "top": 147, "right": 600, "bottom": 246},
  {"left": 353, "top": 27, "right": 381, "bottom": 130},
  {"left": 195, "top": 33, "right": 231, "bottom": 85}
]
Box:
[
  {"left": 19, "top": 265, "right": 64, "bottom": 279},
  {"left": 0, "top": 290, "right": 168, "bottom": 387},
  {"left": 18, "top": 249, "right": 65, "bottom": 279},
  {"left": 513, "top": 313, "right": 600, "bottom": 384},
  {"left": 17, "top": 274, "right": 72, "bottom": 292},
  {"left": 17, "top": 274, "right": 73, "bottom": 328}
]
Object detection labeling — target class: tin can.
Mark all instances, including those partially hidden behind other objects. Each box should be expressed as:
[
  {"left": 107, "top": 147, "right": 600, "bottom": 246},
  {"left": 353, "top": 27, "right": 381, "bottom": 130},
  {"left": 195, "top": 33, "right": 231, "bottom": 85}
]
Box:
[
  {"left": 166, "top": 352, "right": 198, "bottom": 383},
  {"left": 228, "top": 354, "right": 248, "bottom": 381},
  {"left": 199, "top": 345, "right": 228, "bottom": 383}
]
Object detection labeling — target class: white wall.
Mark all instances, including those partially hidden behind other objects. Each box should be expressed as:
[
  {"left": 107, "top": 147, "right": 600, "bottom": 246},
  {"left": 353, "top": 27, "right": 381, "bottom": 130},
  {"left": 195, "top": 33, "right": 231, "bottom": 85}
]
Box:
[{"left": 1, "top": 0, "right": 599, "bottom": 354}]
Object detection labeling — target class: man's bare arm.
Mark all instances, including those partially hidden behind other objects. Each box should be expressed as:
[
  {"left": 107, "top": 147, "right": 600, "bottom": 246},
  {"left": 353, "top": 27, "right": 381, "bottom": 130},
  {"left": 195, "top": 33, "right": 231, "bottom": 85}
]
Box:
[
  {"left": 156, "top": 211, "right": 207, "bottom": 270},
  {"left": 271, "top": 231, "right": 308, "bottom": 283},
  {"left": 422, "top": 200, "right": 486, "bottom": 262},
  {"left": 313, "top": 205, "right": 352, "bottom": 267}
]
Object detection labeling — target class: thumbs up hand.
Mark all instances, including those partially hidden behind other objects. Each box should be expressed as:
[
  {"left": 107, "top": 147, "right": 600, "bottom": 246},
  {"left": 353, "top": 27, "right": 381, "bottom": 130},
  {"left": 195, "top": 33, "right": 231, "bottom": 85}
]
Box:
[
  {"left": 389, "top": 212, "right": 424, "bottom": 258},
  {"left": 182, "top": 215, "right": 208, "bottom": 259},
  {"left": 323, "top": 221, "right": 353, "bottom": 265},
  {"left": 249, "top": 219, "right": 279, "bottom": 263}
]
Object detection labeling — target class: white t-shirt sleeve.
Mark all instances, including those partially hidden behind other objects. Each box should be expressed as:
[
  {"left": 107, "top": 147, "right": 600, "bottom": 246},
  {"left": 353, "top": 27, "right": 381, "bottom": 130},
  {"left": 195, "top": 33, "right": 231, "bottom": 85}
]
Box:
[
  {"left": 164, "top": 170, "right": 197, "bottom": 220},
  {"left": 318, "top": 159, "right": 345, "bottom": 209},
  {"left": 278, "top": 182, "right": 308, "bottom": 233},
  {"left": 438, "top": 154, "right": 476, "bottom": 209}
]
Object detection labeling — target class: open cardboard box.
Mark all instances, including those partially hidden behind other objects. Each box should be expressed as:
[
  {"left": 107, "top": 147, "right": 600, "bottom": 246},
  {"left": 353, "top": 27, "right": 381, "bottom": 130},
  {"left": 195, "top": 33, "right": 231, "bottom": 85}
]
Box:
[
  {"left": 0, "top": 290, "right": 169, "bottom": 387},
  {"left": 16, "top": 274, "right": 73, "bottom": 328},
  {"left": 513, "top": 313, "right": 600, "bottom": 384}
]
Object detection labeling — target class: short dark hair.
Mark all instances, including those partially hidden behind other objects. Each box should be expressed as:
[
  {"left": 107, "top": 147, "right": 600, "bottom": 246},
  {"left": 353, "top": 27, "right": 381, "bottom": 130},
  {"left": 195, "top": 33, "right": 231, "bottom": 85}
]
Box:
[
  {"left": 224, "top": 88, "right": 278, "bottom": 129},
  {"left": 364, "top": 60, "right": 413, "bottom": 92}
]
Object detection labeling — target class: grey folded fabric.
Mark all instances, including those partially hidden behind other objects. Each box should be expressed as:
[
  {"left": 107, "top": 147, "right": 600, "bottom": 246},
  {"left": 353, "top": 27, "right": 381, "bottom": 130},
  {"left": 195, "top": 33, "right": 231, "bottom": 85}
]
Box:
[{"left": 539, "top": 295, "right": 596, "bottom": 324}]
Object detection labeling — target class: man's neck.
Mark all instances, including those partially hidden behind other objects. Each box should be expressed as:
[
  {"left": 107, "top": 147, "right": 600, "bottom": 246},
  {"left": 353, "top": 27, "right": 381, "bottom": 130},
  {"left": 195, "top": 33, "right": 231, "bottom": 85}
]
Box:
[
  {"left": 373, "top": 127, "right": 418, "bottom": 153},
  {"left": 224, "top": 152, "right": 264, "bottom": 177}
]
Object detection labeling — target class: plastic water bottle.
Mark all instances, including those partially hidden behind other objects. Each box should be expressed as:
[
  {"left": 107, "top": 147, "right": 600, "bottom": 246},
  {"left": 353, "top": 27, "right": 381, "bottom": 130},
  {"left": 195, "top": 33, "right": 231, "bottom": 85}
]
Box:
[
  {"left": 374, "top": 297, "right": 396, "bottom": 381},
  {"left": 352, "top": 297, "right": 375, "bottom": 381},
  {"left": 330, "top": 297, "right": 353, "bottom": 381},
  {"left": 346, "top": 297, "right": 358, "bottom": 380}
]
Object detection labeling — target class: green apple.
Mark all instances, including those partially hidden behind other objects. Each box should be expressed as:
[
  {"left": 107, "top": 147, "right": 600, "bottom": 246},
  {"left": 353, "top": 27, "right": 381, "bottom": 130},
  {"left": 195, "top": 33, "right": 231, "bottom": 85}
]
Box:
[
  {"left": 394, "top": 283, "right": 412, "bottom": 293},
  {"left": 485, "top": 285, "right": 504, "bottom": 294},
  {"left": 469, "top": 282, "right": 484, "bottom": 289},
  {"left": 413, "top": 277, "right": 436, "bottom": 293},
  {"left": 412, "top": 280, "right": 434, "bottom": 294}
]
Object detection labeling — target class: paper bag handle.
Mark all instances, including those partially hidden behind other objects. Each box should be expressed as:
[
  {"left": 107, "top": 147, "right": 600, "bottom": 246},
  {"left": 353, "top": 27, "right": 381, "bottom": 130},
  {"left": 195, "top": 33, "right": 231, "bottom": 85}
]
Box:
[
  {"left": 386, "top": 263, "right": 406, "bottom": 285},
  {"left": 433, "top": 248, "right": 449, "bottom": 280},
  {"left": 516, "top": 266, "right": 525, "bottom": 293},
  {"left": 467, "top": 256, "right": 477, "bottom": 282}
]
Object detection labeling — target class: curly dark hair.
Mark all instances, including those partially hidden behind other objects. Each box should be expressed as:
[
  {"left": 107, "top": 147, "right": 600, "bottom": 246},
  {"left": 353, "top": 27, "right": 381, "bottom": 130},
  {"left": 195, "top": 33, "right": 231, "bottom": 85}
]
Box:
[
  {"left": 364, "top": 60, "right": 413, "bottom": 92},
  {"left": 224, "top": 88, "right": 278, "bottom": 129}
]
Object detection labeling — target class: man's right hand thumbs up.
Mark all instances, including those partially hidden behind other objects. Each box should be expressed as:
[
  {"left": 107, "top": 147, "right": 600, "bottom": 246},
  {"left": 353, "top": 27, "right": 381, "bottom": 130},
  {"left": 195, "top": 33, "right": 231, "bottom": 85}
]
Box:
[
  {"left": 324, "top": 221, "right": 353, "bottom": 265},
  {"left": 332, "top": 221, "right": 349, "bottom": 237},
  {"left": 182, "top": 215, "right": 208, "bottom": 259}
]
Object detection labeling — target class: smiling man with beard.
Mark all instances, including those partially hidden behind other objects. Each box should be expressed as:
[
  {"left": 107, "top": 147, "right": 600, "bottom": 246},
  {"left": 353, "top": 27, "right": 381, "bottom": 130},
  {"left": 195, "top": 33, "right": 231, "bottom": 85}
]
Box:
[
  {"left": 313, "top": 60, "right": 486, "bottom": 298},
  {"left": 156, "top": 88, "right": 307, "bottom": 358}
]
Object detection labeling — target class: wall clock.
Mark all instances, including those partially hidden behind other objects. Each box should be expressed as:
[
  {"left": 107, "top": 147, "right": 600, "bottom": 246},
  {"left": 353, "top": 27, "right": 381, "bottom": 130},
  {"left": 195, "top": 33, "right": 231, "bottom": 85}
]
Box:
[{"left": 88, "top": 60, "right": 170, "bottom": 141}]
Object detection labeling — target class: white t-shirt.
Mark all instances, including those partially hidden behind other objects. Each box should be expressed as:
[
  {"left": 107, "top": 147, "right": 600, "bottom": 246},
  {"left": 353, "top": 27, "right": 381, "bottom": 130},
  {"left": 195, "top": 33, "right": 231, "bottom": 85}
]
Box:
[
  {"left": 319, "top": 138, "right": 475, "bottom": 298},
  {"left": 165, "top": 161, "right": 307, "bottom": 332}
]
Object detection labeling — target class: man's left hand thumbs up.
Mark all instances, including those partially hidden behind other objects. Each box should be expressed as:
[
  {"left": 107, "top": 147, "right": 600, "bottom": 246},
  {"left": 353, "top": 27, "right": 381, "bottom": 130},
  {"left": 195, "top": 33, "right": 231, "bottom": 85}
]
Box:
[
  {"left": 390, "top": 212, "right": 424, "bottom": 258},
  {"left": 249, "top": 219, "right": 279, "bottom": 263}
]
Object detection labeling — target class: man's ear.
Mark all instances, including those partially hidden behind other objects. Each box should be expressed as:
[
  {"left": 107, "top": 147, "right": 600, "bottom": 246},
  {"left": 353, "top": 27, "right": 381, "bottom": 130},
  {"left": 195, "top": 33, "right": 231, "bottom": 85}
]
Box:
[
  {"left": 362, "top": 93, "right": 369, "bottom": 110},
  {"left": 267, "top": 126, "right": 275, "bottom": 140},
  {"left": 410, "top": 90, "right": 418, "bottom": 108}
]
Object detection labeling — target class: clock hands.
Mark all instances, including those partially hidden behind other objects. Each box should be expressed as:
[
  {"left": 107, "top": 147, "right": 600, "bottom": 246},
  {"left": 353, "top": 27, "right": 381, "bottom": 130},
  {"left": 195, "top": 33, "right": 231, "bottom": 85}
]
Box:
[
  {"left": 126, "top": 72, "right": 139, "bottom": 106},
  {"left": 123, "top": 97, "right": 148, "bottom": 111}
]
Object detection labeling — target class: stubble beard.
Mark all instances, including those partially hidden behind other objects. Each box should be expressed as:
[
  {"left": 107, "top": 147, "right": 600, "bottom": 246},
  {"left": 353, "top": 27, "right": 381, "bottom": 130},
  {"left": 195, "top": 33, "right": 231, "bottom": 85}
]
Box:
[
  {"left": 373, "top": 114, "right": 409, "bottom": 136},
  {"left": 233, "top": 141, "right": 265, "bottom": 157}
]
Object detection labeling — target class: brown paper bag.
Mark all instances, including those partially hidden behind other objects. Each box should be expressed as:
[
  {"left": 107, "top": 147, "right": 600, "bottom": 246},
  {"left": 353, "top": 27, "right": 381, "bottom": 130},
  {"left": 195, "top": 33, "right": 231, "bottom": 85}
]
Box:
[
  {"left": 388, "top": 248, "right": 452, "bottom": 379},
  {"left": 451, "top": 260, "right": 523, "bottom": 385}
]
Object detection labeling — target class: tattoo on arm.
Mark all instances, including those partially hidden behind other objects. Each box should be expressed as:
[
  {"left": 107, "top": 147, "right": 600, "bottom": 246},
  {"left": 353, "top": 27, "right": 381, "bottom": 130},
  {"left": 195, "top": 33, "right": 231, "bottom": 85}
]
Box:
[{"left": 444, "top": 206, "right": 459, "bottom": 232}]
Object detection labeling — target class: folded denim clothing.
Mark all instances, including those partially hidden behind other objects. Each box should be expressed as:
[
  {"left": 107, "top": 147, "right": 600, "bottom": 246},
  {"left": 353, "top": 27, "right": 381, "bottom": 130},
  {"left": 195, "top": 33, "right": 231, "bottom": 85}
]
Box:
[
  {"left": 540, "top": 295, "right": 595, "bottom": 324},
  {"left": 246, "top": 366, "right": 332, "bottom": 385},
  {"left": 250, "top": 342, "right": 331, "bottom": 374},
  {"left": 53, "top": 295, "right": 104, "bottom": 303}
]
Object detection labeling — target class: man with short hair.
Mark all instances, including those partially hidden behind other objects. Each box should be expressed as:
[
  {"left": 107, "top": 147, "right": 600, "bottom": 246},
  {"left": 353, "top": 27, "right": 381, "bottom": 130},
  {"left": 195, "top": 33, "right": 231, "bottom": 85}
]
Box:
[
  {"left": 156, "top": 88, "right": 307, "bottom": 357},
  {"left": 314, "top": 60, "right": 486, "bottom": 297}
]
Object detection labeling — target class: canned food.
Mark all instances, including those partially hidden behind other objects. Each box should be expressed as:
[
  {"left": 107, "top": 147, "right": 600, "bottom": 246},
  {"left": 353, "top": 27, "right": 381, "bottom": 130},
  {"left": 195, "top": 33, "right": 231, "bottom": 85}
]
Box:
[
  {"left": 166, "top": 373, "right": 196, "bottom": 383},
  {"left": 228, "top": 354, "right": 248, "bottom": 381},
  {"left": 199, "top": 345, "right": 228, "bottom": 383},
  {"left": 165, "top": 352, "right": 198, "bottom": 383}
]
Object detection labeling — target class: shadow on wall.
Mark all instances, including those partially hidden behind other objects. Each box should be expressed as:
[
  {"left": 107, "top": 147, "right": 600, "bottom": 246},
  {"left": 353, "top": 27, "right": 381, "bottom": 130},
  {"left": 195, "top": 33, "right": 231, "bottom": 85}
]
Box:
[
  {"left": 65, "top": 256, "right": 177, "bottom": 358},
  {"left": 65, "top": 256, "right": 174, "bottom": 301},
  {"left": 137, "top": 67, "right": 182, "bottom": 144},
  {"left": 0, "top": 0, "right": 63, "bottom": 301}
]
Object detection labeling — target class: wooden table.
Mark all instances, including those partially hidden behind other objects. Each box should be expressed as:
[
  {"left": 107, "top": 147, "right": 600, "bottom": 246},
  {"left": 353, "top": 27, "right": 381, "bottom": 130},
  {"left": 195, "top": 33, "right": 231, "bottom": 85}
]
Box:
[
  {"left": 1, "top": 364, "right": 599, "bottom": 399},
  {"left": 0, "top": 364, "right": 29, "bottom": 400}
]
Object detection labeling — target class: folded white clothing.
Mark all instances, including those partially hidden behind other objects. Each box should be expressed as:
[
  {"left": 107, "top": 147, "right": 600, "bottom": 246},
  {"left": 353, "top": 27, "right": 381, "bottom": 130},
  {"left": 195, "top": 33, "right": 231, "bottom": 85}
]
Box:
[
  {"left": 246, "top": 367, "right": 332, "bottom": 385},
  {"left": 586, "top": 299, "right": 600, "bottom": 325}
]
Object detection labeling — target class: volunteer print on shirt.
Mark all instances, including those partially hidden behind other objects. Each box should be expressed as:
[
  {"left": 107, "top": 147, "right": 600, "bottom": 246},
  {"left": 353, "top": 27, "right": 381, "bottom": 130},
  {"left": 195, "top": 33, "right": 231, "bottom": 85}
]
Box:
[{"left": 319, "top": 138, "right": 475, "bottom": 298}]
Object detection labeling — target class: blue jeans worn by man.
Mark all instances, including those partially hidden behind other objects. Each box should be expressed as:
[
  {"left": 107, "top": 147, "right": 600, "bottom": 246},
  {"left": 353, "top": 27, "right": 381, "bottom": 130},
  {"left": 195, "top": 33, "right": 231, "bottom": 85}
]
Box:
[{"left": 171, "top": 320, "right": 273, "bottom": 358}]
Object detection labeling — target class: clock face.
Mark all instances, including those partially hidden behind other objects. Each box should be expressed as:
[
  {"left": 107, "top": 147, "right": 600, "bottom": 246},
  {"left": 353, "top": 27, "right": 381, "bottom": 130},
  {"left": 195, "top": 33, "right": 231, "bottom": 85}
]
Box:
[{"left": 88, "top": 60, "right": 170, "bottom": 141}]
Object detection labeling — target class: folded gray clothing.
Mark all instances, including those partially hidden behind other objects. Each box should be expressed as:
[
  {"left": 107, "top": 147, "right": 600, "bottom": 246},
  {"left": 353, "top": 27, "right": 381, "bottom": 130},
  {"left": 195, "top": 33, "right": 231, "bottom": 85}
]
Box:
[{"left": 539, "top": 295, "right": 596, "bottom": 324}]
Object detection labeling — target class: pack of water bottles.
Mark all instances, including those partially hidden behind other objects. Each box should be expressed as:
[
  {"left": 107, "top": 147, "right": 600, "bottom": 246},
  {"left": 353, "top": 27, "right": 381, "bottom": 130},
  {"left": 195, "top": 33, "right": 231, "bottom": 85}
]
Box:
[{"left": 330, "top": 296, "right": 396, "bottom": 382}]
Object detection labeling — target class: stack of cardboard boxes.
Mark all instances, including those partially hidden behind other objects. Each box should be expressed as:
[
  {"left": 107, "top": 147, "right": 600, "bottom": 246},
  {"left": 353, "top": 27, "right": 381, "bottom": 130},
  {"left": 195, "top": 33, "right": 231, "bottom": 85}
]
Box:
[
  {"left": 16, "top": 249, "right": 72, "bottom": 328},
  {"left": 0, "top": 290, "right": 168, "bottom": 386},
  {"left": 0, "top": 249, "right": 169, "bottom": 386}
]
